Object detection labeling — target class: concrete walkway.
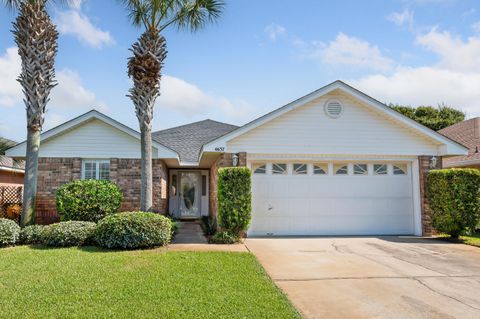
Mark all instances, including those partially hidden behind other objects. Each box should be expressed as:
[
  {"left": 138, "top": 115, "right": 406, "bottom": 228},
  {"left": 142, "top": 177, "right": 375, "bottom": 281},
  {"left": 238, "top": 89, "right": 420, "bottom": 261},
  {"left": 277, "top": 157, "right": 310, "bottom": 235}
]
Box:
[
  {"left": 245, "top": 237, "right": 480, "bottom": 319},
  {"left": 169, "top": 221, "right": 248, "bottom": 252},
  {"left": 171, "top": 221, "right": 208, "bottom": 244}
]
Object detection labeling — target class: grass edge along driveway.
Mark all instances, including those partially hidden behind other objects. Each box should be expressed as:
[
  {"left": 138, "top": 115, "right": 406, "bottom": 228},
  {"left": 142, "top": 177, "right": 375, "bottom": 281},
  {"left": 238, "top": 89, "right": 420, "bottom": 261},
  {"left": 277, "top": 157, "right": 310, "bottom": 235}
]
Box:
[{"left": 0, "top": 246, "right": 300, "bottom": 319}]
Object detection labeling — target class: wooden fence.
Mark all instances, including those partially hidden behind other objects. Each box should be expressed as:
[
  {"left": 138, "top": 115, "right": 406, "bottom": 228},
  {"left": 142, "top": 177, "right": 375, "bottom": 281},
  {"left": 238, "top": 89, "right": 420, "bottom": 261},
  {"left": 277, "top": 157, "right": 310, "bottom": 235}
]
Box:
[{"left": 0, "top": 186, "right": 23, "bottom": 223}]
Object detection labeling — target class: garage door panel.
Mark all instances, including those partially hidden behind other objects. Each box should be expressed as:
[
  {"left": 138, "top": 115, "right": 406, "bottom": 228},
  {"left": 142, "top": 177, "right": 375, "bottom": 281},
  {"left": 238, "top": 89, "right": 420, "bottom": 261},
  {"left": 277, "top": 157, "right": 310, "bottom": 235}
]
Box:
[{"left": 249, "top": 161, "right": 415, "bottom": 236}]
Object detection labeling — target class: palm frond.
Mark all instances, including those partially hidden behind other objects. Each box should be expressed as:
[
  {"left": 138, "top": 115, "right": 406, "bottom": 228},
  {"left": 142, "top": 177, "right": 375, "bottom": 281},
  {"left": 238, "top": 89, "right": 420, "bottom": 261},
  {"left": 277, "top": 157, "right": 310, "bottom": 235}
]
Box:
[{"left": 161, "top": 0, "right": 224, "bottom": 32}]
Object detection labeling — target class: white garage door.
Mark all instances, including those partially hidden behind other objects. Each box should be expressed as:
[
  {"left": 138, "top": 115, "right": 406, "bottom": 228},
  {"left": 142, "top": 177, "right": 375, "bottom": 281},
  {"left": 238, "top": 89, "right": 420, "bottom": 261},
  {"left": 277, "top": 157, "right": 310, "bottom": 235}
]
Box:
[{"left": 248, "top": 162, "right": 415, "bottom": 236}]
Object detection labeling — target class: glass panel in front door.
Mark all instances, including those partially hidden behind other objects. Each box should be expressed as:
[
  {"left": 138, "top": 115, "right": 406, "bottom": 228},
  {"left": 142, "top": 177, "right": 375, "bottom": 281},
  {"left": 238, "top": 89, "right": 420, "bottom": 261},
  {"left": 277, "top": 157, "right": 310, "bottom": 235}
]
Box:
[{"left": 179, "top": 172, "right": 201, "bottom": 217}]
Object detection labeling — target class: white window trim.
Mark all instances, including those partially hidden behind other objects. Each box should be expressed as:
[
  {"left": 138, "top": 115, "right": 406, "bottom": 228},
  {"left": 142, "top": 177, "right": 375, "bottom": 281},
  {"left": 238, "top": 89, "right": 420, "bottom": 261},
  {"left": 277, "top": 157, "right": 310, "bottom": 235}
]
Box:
[{"left": 82, "top": 159, "right": 110, "bottom": 180}]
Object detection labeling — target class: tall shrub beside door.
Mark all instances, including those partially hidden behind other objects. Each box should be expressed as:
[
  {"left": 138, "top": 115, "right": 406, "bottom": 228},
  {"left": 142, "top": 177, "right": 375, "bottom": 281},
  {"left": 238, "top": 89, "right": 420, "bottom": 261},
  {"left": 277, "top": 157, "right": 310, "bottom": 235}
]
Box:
[{"left": 217, "top": 167, "right": 252, "bottom": 237}]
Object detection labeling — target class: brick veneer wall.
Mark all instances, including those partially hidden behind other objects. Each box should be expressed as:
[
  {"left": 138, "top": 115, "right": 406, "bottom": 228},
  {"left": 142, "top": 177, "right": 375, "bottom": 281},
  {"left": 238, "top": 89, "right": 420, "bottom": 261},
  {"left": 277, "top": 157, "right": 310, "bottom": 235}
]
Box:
[
  {"left": 209, "top": 152, "right": 247, "bottom": 218},
  {"left": 35, "top": 157, "right": 168, "bottom": 224},
  {"left": 418, "top": 155, "right": 442, "bottom": 236},
  {"left": 36, "top": 158, "right": 81, "bottom": 224},
  {"left": 110, "top": 159, "right": 168, "bottom": 213}
]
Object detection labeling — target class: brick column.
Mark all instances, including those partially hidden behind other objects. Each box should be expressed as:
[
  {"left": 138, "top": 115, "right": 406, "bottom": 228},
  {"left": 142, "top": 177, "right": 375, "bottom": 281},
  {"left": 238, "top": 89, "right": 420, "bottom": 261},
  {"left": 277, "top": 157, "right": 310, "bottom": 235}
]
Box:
[{"left": 418, "top": 155, "right": 442, "bottom": 236}]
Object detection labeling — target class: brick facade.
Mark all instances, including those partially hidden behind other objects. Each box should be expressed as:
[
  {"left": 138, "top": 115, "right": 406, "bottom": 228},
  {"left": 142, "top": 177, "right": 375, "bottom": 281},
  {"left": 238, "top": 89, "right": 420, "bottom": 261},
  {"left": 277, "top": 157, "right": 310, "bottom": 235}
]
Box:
[
  {"left": 35, "top": 157, "right": 168, "bottom": 224},
  {"left": 36, "top": 158, "right": 82, "bottom": 224},
  {"left": 418, "top": 155, "right": 442, "bottom": 236},
  {"left": 209, "top": 152, "right": 247, "bottom": 218}
]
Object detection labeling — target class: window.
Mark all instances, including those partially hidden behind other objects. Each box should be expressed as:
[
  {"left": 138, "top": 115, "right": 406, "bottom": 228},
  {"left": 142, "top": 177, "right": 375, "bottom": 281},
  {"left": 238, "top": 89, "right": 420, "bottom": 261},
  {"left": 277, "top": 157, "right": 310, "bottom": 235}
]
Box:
[
  {"left": 172, "top": 175, "right": 177, "bottom": 196},
  {"left": 334, "top": 164, "right": 348, "bottom": 175},
  {"left": 293, "top": 163, "right": 307, "bottom": 175},
  {"left": 82, "top": 160, "right": 110, "bottom": 180},
  {"left": 272, "top": 163, "right": 287, "bottom": 175},
  {"left": 253, "top": 163, "right": 266, "bottom": 174},
  {"left": 373, "top": 164, "right": 388, "bottom": 175},
  {"left": 393, "top": 164, "right": 407, "bottom": 175},
  {"left": 201, "top": 175, "right": 207, "bottom": 196},
  {"left": 353, "top": 164, "right": 368, "bottom": 175},
  {"left": 313, "top": 163, "right": 328, "bottom": 175}
]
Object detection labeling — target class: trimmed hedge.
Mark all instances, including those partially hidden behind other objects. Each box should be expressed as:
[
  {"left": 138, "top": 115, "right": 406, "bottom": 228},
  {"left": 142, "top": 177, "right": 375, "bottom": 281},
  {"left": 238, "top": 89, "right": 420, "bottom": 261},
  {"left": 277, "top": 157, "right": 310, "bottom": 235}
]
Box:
[
  {"left": 95, "top": 212, "right": 172, "bottom": 249},
  {"left": 42, "top": 221, "right": 96, "bottom": 247},
  {"left": 217, "top": 167, "right": 252, "bottom": 237},
  {"left": 0, "top": 218, "right": 20, "bottom": 246},
  {"left": 55, "top": 179, "right": 123, "bottom": 222},
  {"left": 20, "top": 225, "right": 45, "bottom": 245},
  {"left": 427, "top": 168, "right": 480, "bottom": 237}
]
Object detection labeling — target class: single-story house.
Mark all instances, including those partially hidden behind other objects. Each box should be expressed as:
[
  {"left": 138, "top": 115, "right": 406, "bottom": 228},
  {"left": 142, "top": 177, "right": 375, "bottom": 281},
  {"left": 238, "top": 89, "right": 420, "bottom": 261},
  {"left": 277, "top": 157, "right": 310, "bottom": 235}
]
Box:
[
  {"left": 439, "top": 117, "right": 480, "bottom": 168},
  {"left": 6, "top": 81, "right": 468, "bottom": 236}
]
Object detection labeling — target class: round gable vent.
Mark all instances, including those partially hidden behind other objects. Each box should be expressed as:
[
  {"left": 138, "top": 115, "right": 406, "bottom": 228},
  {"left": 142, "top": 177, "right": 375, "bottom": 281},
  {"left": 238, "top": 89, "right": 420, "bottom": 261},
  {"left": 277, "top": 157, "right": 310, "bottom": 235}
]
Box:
[{"left": 324, "top": 99, "right": 343, "bottom": 119}]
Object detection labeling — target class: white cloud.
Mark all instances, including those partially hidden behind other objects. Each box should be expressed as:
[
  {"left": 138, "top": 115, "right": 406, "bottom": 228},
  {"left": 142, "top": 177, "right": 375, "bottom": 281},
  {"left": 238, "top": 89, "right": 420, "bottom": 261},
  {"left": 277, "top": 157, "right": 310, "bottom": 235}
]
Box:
[
  {"left": 156, "top": 75, "right": 253, "bottom": 120},
  {"left": 56, "top": 2, "right": 114, "bottom": 49},
  {"left": 350, "top": 30, "right": 480, "bottom": 117},
  {"left": 0, "top": 46, "right": 105, "bottom": 112},
  {"left": 472, "top": 21, "right": 480, "bottom": 33},
  {"left": 416, "top": 29, "right": 480, "bottom": 72},
  {"left": 304, "top": 33, "right": 394, "bottom": 72},
  {"left": 0, "top": 47, "right": 22, "bottom": 107},
  {"left": 43, "top": 113, "right": 67, "bottom": 131},
  {"left": 387, "top": 9, "right": 414, "bottom": 27},
  {"left": 264, "top": 23, "right": 286, "bottom": 41},
  {"left": 51, "top": 69, "right": 107, "bottom": 111},
  {"left": 68, "top": 0, "right": 83, "bottom": 11}
]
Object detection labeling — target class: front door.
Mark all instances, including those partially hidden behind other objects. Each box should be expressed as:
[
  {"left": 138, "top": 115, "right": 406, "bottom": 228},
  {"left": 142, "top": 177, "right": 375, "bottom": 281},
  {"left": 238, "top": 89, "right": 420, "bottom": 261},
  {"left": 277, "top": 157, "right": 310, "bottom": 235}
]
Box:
[{"left": 179, "top": 172, "right": 201, "bottom": 218}]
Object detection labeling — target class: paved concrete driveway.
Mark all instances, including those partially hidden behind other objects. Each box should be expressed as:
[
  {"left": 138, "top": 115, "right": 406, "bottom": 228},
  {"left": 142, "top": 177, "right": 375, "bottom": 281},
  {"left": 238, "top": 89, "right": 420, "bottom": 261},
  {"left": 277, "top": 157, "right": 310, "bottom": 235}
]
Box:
[{"left": 245, "top": 237, "right": 480, "bottom": 319}]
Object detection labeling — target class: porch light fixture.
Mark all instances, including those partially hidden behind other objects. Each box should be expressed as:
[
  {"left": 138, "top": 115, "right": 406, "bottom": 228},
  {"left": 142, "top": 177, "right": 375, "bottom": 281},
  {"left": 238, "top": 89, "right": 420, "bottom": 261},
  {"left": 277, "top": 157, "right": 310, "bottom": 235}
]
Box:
[
  {"left": 232, "top": 153, "right": 239, "bottom": 167},
  {"left": 430, "top": 156, "right": 438, "bottom": 169}
]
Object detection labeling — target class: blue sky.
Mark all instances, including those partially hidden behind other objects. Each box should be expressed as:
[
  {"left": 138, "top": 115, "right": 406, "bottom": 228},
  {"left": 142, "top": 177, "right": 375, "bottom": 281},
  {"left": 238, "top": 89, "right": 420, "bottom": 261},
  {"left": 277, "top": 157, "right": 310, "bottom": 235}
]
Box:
[{"left": 1, "top": 0, "right": 480, "bottom": 141}]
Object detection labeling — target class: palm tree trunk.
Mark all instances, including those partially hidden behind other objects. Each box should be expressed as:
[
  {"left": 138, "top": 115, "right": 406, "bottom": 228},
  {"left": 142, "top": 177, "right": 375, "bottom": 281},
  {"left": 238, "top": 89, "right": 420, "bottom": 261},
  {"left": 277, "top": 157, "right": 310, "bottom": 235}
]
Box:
[
  {"left": 140, "top": 122, "right": 153, "bottom": 211},
  {"left": 12, "top": 1, "right": 58, "bottom": 226},
  {"left": 127, "top": 29, "right": 167, "bottom": 212},
  {"left": 20, "top": 127, "right": 40, "bottom": 227}
]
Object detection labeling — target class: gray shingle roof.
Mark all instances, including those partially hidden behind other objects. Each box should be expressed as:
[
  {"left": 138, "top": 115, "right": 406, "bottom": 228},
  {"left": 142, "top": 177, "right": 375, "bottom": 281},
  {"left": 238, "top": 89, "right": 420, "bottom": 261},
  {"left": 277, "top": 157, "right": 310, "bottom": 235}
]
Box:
[
  {"left": 0, "top": 155, "right": 25, "bottom": 170},
  {"left": 152, "top": 119, "right": 238, "bottom": 163}
]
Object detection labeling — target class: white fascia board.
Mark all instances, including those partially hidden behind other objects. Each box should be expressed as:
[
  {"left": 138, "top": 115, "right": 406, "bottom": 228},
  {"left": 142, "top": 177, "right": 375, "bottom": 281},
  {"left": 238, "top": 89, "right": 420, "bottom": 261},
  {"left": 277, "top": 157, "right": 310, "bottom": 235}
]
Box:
[
  {"left": 0, "top": 166, "right": 24, "bottom": 173},
  {"left": 6, "top": 110, "right": 180, "bottom": 160},
  {"left": 203, "top": 81, "right": 469, "bottom": 156}
]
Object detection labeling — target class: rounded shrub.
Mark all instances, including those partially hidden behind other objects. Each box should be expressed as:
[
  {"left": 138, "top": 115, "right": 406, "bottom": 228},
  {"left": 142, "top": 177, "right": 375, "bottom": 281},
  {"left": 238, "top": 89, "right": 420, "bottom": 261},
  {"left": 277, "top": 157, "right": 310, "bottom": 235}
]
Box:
[
  {"left": 55, "top": 179, "right": 123, "bottom": 222},
  {"left": 217, "top": 167, "right": 252, "bottom": 236},
  {"left": 210, "top": 231, "right": 239, "bottom": 244},
  {"left": 95, "top": 212, "right": 172, "bottom": 249},
  {"left": 0, "top": 218, "right": 20, "bottom": 246},
  {"left": 427, "top": 168, "right": 480, "bottom": 238},
  {"left": 20, "top": 225, "right": 45, "bottom": 245},
  {"left": 42, "top": 221, "right": 96, "bottom": 247}
]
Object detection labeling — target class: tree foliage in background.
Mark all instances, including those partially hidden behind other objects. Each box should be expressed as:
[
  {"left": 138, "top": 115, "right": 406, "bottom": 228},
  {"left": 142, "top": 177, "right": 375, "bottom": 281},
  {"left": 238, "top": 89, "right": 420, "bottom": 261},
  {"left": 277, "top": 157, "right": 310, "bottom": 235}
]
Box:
[
  {"left": 120, "top": 0, "right": 224, "bottom": 211},
  {"left": 389, "top": 104, "right": 465, "bottom": 131},
  {"left": 0, "top": 138, "right": 16, "bottom": 155}
]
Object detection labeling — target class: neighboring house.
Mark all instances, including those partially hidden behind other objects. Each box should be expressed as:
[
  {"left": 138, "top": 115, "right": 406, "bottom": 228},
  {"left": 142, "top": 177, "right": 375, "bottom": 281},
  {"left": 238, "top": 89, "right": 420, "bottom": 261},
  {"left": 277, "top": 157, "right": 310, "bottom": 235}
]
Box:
[
  {"left": 6, "top": 81, "right": 467, "bottom": 236},
  {"left": 438, "top": 117, "right": 480, "bottom": 168},
  {"left": 0, "top": 138, "right": 24, "bottom": 186},
  {"left": 0, "top": 156, "right": 25, "bottom": 186}
]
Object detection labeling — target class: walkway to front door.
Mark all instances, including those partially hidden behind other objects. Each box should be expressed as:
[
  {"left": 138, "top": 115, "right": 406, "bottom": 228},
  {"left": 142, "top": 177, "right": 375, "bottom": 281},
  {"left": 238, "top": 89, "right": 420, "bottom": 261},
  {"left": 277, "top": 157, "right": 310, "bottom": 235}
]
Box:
[{"left": 172, "top": 221, "right": 207, "bottom": 244}]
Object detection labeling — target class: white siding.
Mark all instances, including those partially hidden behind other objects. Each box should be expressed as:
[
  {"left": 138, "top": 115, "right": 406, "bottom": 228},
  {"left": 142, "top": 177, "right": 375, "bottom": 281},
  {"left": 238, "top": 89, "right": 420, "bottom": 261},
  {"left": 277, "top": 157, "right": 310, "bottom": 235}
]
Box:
[
  {"left": 38, "top": 119, "right": 153, "bottom": 158},
  {"left": 227, "top": 91, "right": 440, "bottom": 156}
]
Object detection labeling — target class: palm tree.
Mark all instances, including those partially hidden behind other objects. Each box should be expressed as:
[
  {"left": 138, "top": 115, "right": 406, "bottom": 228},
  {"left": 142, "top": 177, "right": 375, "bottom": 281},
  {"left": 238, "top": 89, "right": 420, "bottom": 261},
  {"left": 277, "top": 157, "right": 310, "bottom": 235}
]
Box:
[
  {"left": 121, "top": 0, "right": 224, "bottom": 211},
  {"left": 3, "top": 0, "right": 59, "bottom": 227}
]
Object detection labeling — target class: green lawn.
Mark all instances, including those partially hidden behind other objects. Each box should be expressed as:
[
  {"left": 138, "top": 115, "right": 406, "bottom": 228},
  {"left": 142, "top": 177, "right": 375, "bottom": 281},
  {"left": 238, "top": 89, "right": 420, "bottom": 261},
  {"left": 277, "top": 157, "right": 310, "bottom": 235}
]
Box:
[
  {"left": 459, "top": 232, "right": 480, "bottom": 247},
  {"left": 437, "top": 232, "right": 480, "bottom": 248},
  {"left": 0, "top": 246, "right": 300, "bottom": 319}
]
